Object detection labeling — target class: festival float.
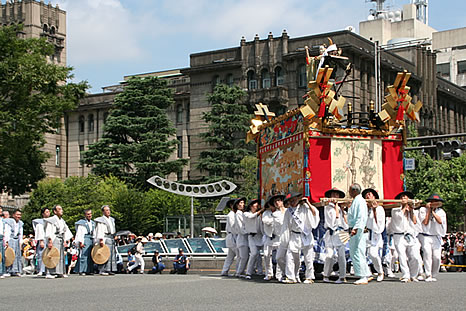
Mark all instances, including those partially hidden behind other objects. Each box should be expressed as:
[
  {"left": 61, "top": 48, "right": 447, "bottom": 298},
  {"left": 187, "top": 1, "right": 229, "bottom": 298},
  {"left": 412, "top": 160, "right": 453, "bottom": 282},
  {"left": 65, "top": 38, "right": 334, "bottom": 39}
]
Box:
[{"left": 246, "top": 39, "right": 423, "bottom": 204}]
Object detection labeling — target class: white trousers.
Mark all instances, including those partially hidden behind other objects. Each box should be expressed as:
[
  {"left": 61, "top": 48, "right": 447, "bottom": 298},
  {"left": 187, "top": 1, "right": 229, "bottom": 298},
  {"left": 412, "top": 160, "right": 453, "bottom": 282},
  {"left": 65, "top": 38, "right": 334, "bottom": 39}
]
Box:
[
  {"left": 275, "top": 247, "right": 287, "bottom": 280},
  {"left": 221, "top": 247, "right": 238, "bottom": 274},
  {"left": 129, "top": 254, "right": 144, "bottom": 272},
  {"left": 235, "top": 245, "right": 249, "bottom": 276},
  {"left": 264, "top": 244, "right": 282, "bottom": 278},
  {"left": 246, "top": 240, "right": 263, "bottom": 276},
  {"left": 368, "top": 245, "right": 383, "bottom": 274},
  {"left": 323, "top": 244, "right": 346, "bottom": 278},
  {"left": 419, "top": 234, "right": 442, "bottom": 278},
  {"left": 393, "top": 234, "right": 421, "bottom": 279},
  {"left": 285, "top": 245, "right": 314, "bottom": 281}
]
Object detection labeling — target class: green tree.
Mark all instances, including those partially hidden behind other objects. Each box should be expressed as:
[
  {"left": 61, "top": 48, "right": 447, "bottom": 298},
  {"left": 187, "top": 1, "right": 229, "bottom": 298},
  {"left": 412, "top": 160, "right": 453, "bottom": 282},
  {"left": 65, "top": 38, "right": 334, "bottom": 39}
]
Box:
[
  {"left": 197, "top": 84, "right": 252, "bottom": 182},
  {"left": 82, "top": 76, "right": 186, "bottom": 188},
  {"left": 405, "top": 129, "right": 466, "bottom": 229},
  {"left": 238, "top": 155, "right": 259, "bottom": 199},
  {"left": 0, "top": 25, "right": 87, "bottom": 195}
]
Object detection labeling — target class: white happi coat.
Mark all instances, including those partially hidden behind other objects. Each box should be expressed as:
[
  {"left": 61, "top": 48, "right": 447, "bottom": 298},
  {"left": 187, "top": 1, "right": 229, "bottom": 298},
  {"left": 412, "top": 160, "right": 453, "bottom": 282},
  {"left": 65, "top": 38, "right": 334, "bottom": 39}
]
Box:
[
  {"left": 94, "top": 216, "right": 116, "bottom": 244},
  {"left": 225, "top": 211, "right": 237, "bottom": 248},
  {"left": 262, "top": 209, "right": 285, "bottom": 247},
  {"left": 323, "top": 203, "right": 348, "bottom": 247},
  {"left": 281, "top": 203, "right": 320, "bottom": 253},
  {"left": 366, "top": 206, "right": 385, "bottom": 247},
  {"left": 44, "top": 215, "right": 73, "bottom": 244}
]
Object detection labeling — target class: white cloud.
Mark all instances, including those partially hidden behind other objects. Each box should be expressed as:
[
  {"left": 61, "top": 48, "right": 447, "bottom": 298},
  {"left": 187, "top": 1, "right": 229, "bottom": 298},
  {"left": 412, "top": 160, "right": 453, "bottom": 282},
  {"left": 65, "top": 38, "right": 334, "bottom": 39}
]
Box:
[{"left": 56, "top": 0, "right": 150, "bottom": 65}]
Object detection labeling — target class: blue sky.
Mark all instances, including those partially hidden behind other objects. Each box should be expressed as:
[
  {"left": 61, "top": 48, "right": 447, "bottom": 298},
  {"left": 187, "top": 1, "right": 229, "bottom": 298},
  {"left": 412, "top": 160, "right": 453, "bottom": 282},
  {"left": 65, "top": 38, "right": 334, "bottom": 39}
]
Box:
[{"left": 49, "top": 0, "right": 466, "bottom": 93}]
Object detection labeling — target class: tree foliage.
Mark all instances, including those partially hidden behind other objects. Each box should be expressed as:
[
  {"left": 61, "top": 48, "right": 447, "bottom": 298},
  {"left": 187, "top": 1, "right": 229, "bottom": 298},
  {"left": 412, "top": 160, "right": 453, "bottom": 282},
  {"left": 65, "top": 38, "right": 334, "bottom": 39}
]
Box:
[
  {"left": 197, "top": 84, "right": 253, "bottom": 182},
  {"left": 82, "top": 76, "right": 187, "bottom": 188},
  {"left": 0, "top": 25, "right": 87, "bottom": 195},
  {"left": 405, "top": 129, "right": 466, "bottom": 229},
  {"left": 238, "top": 155, "right": 259, "bottom": 199}
]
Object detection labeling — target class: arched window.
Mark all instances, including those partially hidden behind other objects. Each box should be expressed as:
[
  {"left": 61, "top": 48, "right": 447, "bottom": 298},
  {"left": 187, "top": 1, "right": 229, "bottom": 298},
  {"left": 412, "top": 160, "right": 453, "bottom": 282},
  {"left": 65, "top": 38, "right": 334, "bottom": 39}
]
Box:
[
  {"left": 79, "top": 115, "right": 85, "bottom": 133},
  {"left": 50, "top": 26, "right": 56, "bottom": 35},
  {"left": 298, "top": 65, "right": 307, "bottom": 87},
  {"left": 247, "top": 70, "right": 257, "bottom": 90},
  {"left": 261, "top": 69, "right": 271, "bottom": 88},
  {"left": 88, "top": 114, "right": 94, "bottom": 132},
  {"left": 176, "top": 104, "right": 183, "bottom": 124},
  {"left": 43, "top": 24, "right": 48, "bottom": 33},
  {"left": 226, "top": 73, "right": 234, "bottom": 87},
  {"left": 275, "top": 67, "right": 284, "bottom": 86}
]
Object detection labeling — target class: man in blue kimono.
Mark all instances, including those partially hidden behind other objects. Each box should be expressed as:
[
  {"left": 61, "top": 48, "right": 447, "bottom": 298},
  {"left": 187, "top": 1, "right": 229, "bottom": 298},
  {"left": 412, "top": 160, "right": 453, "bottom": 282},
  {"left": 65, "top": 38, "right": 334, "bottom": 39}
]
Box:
[
  {"left": 347, "top": 183, "right": 370, "bottom": 285},
  {"left": 4, "top": 209, "right": 24, "bottom": 277},
  {"left": 75, "top": 209, "right": 95, "bottom": 275}
]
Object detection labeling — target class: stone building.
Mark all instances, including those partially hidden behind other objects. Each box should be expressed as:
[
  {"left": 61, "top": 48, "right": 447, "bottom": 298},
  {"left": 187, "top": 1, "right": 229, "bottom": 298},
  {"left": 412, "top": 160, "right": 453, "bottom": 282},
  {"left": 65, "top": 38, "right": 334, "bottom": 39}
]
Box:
[{"left": 1, "top": 0, "right": 66, "bottom": 207}]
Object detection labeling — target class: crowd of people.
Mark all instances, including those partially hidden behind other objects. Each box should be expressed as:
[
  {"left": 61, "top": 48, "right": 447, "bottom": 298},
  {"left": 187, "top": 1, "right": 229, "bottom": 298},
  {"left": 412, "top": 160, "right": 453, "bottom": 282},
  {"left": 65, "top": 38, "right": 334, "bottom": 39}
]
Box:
[
  {"left": 0, "top": 205, "right": 188, "bottom": 279},
  {"left": 220, "top": 185, "right": 450, "bottom": 284},
  {"left": 442, "top": 232, "right": 465, "bottom": 272},
  {"left": 0, "top": 186, "right": 461, "bottom": 282}
]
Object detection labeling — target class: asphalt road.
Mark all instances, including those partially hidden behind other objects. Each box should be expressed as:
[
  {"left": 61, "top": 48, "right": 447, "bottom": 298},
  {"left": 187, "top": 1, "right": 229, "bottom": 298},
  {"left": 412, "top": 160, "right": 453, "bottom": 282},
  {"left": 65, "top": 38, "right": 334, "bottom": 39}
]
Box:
[{"left": 1, "top": 272, "right": 465, "bottom": 311}]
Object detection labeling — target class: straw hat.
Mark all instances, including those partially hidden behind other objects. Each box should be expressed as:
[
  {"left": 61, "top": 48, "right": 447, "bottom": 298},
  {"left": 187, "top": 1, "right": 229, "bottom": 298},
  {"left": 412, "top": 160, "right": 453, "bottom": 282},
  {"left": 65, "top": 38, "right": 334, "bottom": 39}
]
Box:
[{"left": 91, "top": 244, "right": 110, "bottom": 265}]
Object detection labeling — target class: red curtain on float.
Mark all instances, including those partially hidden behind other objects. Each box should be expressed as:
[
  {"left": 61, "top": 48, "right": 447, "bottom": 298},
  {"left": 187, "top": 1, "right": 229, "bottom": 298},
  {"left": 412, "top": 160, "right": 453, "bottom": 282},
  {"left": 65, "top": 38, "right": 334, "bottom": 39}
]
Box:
[
  {"left": 382, "top": 140, "right": 404, "bottom": 199},
  {"left": 308, "top": 137, "right": 332, "bottom": 203}
]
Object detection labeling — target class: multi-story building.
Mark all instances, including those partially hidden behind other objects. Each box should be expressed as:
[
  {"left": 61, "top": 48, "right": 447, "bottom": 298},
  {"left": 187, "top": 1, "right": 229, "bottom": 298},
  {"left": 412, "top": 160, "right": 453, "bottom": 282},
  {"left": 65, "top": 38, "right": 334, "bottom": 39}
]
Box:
[{"left": 1, "top": 0, "right": 66, "bottom": 207}]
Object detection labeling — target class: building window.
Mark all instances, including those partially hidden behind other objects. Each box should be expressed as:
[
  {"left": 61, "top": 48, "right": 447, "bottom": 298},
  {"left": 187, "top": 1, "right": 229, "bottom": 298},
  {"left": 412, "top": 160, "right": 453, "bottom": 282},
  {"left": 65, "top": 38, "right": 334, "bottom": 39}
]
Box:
[
  {"left": 43, "top": 24, "right": 48, "bottom": 33},
  {"left": 103, "top": 112, "right": 109, "bottom": 124},
  {"left": 79, "top": 115, "right": 85, "bottom": 133},
  {"left": 298, "top": 65, "right": 307, "bottom": 87},
  {"left": 437, "top": 63, "right": 450, "bottom": 78},
  {"left": 247, "top": 70, "right": 257, "bottom": 90},
  {"left": 50, "top": 26, "right": 56, "bottom": 35},
  {"left": 212, "top": 75, "right": 220, "bottom": 89},
  {"left": 176, "top": 104, "right": 183, "bottom": 124},
  {"left": 55, "top": 145, "right": 60, "bottom": 167},
  {"left": 261, "top": 69, "right": 271, "bottom": 88},
  {"left": 275, "top": 67, "right": 284, "bottom": 86},
  {"left": 79, "top": 145, "right": 84, "bottom": 163},
  {"left": 88, "top": 114, "right": 94, "bottom": 132},
  {"left": 226, "top": 74, "right": 234, "bottom": 87},
  {"left": 177, "top": 171, "right": 183, "bottom": 181},
  {"left": 186, "top": 103, "right": 190, "bottom": 123},
  {"left": 458, "top": 61, "right": 466, "bottom": 74},
  {"left": 177, "top": 136, "right": 183, "bottom": 158}
]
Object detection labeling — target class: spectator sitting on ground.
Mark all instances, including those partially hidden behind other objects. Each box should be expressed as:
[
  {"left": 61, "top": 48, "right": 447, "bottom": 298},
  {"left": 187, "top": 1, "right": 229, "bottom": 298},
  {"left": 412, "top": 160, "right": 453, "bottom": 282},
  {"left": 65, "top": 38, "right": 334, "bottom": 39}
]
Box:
[
  {"left": 172, "top": 248, "right": 189, "bottom": 274},
  {"left": 126, "top": 250, "right": 138, "bottom": 274},
  {"left": 151, "top": 250, "right": 165, "bottom": 274},
  {"left": 116, "top": 251, "right": 124, "bottom": 273}
]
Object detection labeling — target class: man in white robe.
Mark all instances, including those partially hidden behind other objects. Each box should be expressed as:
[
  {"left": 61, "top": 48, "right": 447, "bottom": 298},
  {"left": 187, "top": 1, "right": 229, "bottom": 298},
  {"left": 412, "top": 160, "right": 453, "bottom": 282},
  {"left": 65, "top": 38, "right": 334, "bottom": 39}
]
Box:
[
  {"left": 262, "top": 194, "right": 285, "bottom": 281},
  {"left": 32, "top": 207, "right": 50, "bottom": 276},
  {"left": 221, "top": 199, "right": 238, "bottom": 276},
  {"left": 244, "top": 199, "right": 264, "bottom": 279},
  {"left": 389, "top": 191, "right": 422, "bottom": 283},
  {"left": 363, "top": 188, "right": 385, "bottom": 282},
  {"left": 44, "top": 205, "right": 73, "bottom": 278},
  {"left": 234, "top": 198, "right": 249, "bottom": 277},
  {"left": 322, "top": 187, "right": 348, "bottom": 284},
  {"left": 95, "top": 205, "right": 117, "bottom": 276},
  {"left": 0, "top": 206, "right": 11, "bottom": 278},
  {"left": 281, "top": 192, "right": 319, "bottom": 284},
  {"left": 418, "top": 194, "right": 447, "bottom": 282}
]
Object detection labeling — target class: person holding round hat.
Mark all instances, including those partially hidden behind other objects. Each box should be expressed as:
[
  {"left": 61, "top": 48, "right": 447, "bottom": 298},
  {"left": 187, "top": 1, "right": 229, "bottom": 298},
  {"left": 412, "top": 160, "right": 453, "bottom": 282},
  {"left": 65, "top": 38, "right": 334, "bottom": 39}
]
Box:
[
  {"left": 389, "top": 190, "right": 421, "bottom": 283},
  {"left": 3, "top": 209, "right": 24, "bottom": 277},
  {"left": 32, "top": 207, "right": 50, "bottom": 277},
  {"left": 43, "top": 205, "right": 73, "bottom": 278},
  {"left": 74, "top": 209, "right": 96, "bottom": 276},
  {"left": 0, "top": 206, "right": 11, "bottom": 279},
  {"left": 262, "top": 193, "right": 286, "bottom": 281},
  {"left": 322, "top": 187, "right": 348, "bottom": 284},
  {"left": 221, "top": 198, "right": 239, "bottom": 276},
  {"left": 418, "top": 194, "right": 447, "bottom": 282},
  {"left": 244, "top": 199, "right": 265, "bottom": 279},
  {"left": 363, "top": 188, "right": 386, "bottom": 282},
  {"left": 94, "top": 205, "right": 117, "bottom": 276},
  {"left": 281, "top": 192, "right": 319, "bottom": 284},
  {"left": 234, "top": 198, "right": 249, "bottom": 277}
]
